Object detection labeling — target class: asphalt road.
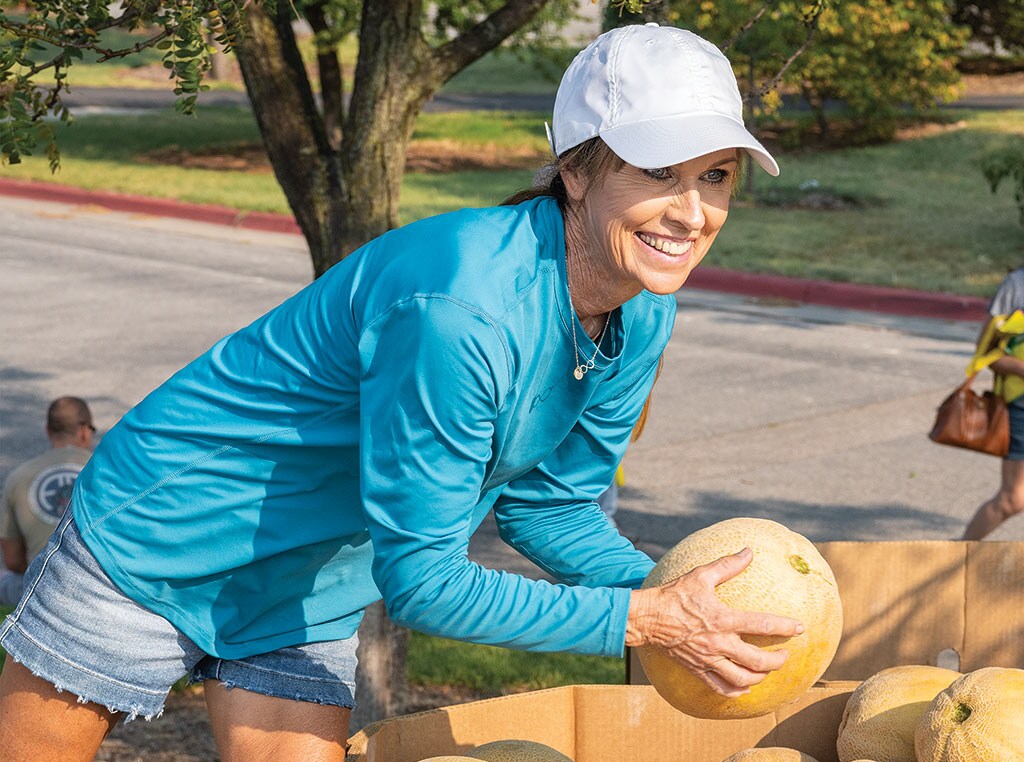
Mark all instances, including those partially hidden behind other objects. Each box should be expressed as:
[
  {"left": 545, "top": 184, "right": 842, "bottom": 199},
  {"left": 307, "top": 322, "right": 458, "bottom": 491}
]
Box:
[{"left": 2, "top": 195, "right": 1017, "bottom": 586}]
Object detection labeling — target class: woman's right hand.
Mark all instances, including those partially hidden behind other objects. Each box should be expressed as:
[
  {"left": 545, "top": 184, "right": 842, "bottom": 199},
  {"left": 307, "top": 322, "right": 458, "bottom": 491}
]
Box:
[{"left": 625, "top": 547, "right": 804, "bottom": 698}]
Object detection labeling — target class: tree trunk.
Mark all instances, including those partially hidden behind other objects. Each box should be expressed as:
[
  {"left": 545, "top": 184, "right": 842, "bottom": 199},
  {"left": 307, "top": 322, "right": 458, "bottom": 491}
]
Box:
[
  {"left": 233, "top": 2, "right": 348, "bottom": 277},
  {"left": 351, "top": 602, "right": 410, "bottom": 733}
]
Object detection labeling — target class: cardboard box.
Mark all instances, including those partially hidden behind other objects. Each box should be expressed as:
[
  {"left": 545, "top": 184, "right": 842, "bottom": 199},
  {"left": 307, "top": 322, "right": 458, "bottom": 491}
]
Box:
[
  {"left": 345, "top": 682, "right": 858, "bottom": 762},
  {"left": 629, "top": 540, "right": 1024, "bottom": 684},
  {"left": 348, "top": 541, "right": 1024, "bottom": 761}
]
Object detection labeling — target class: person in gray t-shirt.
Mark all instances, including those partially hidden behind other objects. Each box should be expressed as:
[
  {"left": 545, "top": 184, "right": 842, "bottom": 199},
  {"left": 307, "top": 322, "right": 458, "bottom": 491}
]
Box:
[{"left": 0, "top": 397, "right": 94, "bottom": 605}]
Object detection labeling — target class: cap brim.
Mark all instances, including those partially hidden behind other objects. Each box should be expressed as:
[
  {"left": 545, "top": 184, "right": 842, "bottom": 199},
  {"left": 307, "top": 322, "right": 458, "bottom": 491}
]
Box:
[{"left": 600, "top": 113, "right": 780, "bottom": 177}]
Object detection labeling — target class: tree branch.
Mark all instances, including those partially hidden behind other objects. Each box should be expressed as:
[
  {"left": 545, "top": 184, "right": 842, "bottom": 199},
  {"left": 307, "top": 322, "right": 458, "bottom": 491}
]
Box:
[
  {"left": 744, "top": 2, "right": 826, "bottom": 104},
  {"left": 721, "top": 2, "right": 771, "bottom": 52},
  {"left": 306, "top": 0, "right": 345, "bottom": 151},
  {"left": 0, "top": 17, "right": 168, "bottom": 69},
  {"left": 95, "top": 30, "right": 172, "bottom": 62},
  {"left": 431, "top": 0, "right": 551, "bottom": 84}
]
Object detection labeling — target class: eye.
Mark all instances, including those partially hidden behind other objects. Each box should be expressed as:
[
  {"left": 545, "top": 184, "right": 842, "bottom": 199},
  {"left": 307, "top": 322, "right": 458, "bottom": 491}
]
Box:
[
  {"left": 701, "top": 168, "right": 731, "bottom": 185},
  {"left": 641, "top": 167, "right": 672, "bottom": 181}
]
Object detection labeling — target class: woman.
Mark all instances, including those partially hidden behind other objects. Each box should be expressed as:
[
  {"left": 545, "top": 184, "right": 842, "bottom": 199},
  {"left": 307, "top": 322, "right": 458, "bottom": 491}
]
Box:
[
  {"left": 0, "top": 24, "right": 800, "bottom": 761},
  {"left": 963, "top": 266, "right": 1024, "bottom": 540}
]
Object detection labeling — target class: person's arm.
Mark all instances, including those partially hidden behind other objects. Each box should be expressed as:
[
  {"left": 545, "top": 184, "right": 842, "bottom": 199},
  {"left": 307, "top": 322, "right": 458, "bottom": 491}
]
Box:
[
  {"left": 492, "top": 360, "right": 804, "bottom": 696},
  {"left": 0, "top": 483, "right": 27, "bottom": 573},
  {"left": 0, "top": 538, "right": 27, "bottom": 573},
  {"left": 990, "top": 355, "right": 1024, "bottom": 377},
  {"left": 358, "top": 297, "right": 628, "bottom": 656},
  {"left": 491, "top": 358, "right": 663, "bottom": 590}
]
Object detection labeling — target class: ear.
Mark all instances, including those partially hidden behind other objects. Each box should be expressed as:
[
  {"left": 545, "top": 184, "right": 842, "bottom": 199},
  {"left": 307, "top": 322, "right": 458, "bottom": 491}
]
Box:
[{"left": 560, "top": 165, "right": 587, "bottom": 203}]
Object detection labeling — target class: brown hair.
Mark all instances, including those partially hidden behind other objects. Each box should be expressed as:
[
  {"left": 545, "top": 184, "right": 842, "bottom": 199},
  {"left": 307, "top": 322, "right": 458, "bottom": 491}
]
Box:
[
  {"left": 502, "top": 137, "right": 624, "bottom": 209},
  {"left": 630, "top": 356, "right": 664, "bottom": 442},
  {"left": 47, "top": 396, "right": 92, "bottom": 438}
]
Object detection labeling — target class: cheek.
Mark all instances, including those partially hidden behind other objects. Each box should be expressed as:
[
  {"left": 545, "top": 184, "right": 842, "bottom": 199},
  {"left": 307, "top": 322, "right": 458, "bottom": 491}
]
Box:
[{"left": 702, "top": 203, "right": 729, "bottom": 236}]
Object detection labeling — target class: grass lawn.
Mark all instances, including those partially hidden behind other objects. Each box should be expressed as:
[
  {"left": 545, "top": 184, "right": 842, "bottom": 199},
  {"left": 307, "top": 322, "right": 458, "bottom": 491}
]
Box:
[
  {"left": 5, "top": 106, "right": 1023, "bottom": 297},
  {"left": 407, "top": 631, "right": 624, "bottom": 692}
]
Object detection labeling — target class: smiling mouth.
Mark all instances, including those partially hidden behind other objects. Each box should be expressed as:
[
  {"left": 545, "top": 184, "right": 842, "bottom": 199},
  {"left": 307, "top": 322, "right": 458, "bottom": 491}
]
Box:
[{"left": 636, "top": 232, "right": 693, "bottom": 256}]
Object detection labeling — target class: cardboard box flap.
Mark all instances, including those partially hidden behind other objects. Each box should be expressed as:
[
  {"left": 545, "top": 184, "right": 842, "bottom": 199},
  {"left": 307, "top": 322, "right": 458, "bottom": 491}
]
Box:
[
  {"left": 769, "top": 681, "right": 858, "bottom": 762},
  {"left": 963, "top": 541, "right": 1024, "bottom": 672},
  {"left": 347, "top": 682, "right": 857, "bottom": 762},
  {"left": 816, "top": 541, "right": 967, "bottom": 679},
  {"left": 346, "top": 687, "right": 576, "bottom": 761},
  {"left": 571, "top": 685, "right": 777, "bottom": 761}
]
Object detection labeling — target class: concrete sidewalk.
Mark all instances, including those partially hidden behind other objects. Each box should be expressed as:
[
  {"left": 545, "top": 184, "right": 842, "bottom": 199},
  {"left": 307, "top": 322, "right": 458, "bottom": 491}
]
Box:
[{"left": 1, "top": 195, "right": 1013, "bottom": 586}]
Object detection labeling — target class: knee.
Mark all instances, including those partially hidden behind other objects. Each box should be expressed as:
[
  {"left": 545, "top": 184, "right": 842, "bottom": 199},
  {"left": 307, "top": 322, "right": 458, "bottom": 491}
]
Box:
[{"left": 996, "top": 489, "right": 1024, "bottom": 518}]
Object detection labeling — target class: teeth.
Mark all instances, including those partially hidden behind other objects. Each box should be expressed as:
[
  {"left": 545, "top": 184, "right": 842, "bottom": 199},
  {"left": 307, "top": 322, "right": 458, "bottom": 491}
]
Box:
[{"left": 638, "top": 232, "right": 691, "bottom": 255}]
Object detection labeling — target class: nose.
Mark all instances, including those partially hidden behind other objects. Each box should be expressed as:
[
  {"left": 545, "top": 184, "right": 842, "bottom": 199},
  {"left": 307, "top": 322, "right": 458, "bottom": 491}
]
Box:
[{"left": 667, "top": 188, "right": 706, "bottom": 232}]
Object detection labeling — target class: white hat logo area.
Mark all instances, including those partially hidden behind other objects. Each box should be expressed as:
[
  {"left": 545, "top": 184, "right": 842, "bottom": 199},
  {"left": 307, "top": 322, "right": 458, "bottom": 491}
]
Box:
[{"left": 550, "top": 23, "right": 780, "bottom": 176}]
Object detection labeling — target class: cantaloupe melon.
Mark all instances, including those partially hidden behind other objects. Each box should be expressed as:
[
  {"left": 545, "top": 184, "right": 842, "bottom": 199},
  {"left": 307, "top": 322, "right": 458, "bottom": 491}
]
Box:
[
  {"left": 722, "top": 747, "right": 820, "bottom": 761},
  {"left": 465, "top": 739, "right": 573, "bottom": 761},
  {"left": 637, "top": 517, "right": 842, "bottom": 719},
  {"left": 915, "top": 666, "right": 1024, "bottom": 760},
  {"left": 836, "top": 664, "right": 961, "bottom": 762}
]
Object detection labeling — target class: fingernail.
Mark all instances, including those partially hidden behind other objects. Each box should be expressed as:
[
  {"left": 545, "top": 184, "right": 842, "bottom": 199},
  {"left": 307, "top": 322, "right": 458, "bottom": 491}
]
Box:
[
  {"left": 795, "top": 624, "right": 805, "bottom": 634},
  {"left": 735, "top": 547, "right": 752, "bottom": 557}
]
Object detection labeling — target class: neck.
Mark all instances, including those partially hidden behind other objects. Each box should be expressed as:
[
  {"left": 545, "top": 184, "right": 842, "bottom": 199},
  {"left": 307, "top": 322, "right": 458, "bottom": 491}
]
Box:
[{"left": 562, "top": 205, "right": 639, "bottom": 332}]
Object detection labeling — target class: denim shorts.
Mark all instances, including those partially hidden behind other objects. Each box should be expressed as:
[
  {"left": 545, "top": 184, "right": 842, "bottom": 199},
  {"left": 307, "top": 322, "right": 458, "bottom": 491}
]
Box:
[
  {"left": 0, "top": 509, "right": 359, "bottom": 721},
  {"left": 1009, "top": 398, "right": 1024, "bottom": 461}
]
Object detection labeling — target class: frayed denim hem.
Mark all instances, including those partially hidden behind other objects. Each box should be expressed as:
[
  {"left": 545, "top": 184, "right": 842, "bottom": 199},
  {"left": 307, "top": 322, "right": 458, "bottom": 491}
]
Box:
[
  {"left": 191, "top": 659, "right": 357, "bottom": 710},
  {"left": 0, "top": 619, "right": 168, "bottom": 722}
]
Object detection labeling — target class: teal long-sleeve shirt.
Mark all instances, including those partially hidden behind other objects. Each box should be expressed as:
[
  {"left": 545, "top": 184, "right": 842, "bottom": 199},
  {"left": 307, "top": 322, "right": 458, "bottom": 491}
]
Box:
[{"left": 73, "top": 197, "right": 676, "bottom": 660}]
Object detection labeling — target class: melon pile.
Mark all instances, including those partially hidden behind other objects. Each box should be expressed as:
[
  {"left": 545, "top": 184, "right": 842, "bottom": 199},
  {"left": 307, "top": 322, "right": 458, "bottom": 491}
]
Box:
[
  {"left": 638, "top": 517, "right": 843, "bottom": 719},
  {"left": 836, "top": 664, "right": 1024, "bottom": 761}
]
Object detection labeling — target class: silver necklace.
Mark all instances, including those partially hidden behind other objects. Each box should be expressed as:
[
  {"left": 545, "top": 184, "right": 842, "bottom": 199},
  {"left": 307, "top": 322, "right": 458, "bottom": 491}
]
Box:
[{"left": 567, "top": 287, "right": 611, "bottom": 380}]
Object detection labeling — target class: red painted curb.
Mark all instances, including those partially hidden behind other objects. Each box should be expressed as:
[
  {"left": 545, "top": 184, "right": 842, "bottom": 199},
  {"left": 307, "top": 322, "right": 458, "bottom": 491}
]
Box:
[
  {"left": 0, "top": 176, "right": 990, "bottom": 322},
  {"left": 0, "top": 177, "right": 301, "bottom": 235},
  {"left": 687, "top": 267, "right": 989, "bottom": 322}
]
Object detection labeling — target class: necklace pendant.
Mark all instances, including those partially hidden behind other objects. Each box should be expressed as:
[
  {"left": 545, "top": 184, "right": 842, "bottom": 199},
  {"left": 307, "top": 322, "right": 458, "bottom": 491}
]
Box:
[{"left": 573, "top": 366, "right": 585, "bottom": 380}]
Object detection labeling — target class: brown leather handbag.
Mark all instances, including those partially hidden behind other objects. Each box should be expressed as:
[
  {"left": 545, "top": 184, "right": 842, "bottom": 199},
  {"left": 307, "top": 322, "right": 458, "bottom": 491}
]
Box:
[{"left": 928, "top": 373, "right": 1009, "bottom": 457}]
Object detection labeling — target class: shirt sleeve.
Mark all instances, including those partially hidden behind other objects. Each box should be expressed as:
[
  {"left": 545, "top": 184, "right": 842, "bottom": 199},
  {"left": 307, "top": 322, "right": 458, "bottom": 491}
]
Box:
[
  {"left": 0, "top": 476, "right": 20, "bottom": 541},
  {"left": 990, "top": 271, "right": 1024, "bottom": 316},
  {"left": 492, "top": 358, "right": 660, "bottom": 592},
  {"left": 357, "top": 296, "right": 629, "bottom": 656}
]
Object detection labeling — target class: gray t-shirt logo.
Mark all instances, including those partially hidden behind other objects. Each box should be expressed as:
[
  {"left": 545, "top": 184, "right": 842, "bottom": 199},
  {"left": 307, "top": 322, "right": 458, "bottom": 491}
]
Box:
[{"left": 28, "top": 463, "right": 83, "bottom": 523}]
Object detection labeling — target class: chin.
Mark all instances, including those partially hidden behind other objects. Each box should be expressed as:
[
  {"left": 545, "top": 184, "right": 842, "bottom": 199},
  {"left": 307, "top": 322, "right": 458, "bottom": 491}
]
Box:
[{"left": 645, "top": 270, "right": 696, "bottom": 295}]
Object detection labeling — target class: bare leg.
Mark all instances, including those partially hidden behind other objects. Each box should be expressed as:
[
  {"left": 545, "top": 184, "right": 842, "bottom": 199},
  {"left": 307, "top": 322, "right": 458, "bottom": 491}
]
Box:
[
  {"left": 205, "top": 679, "right": 350, "bottom": 762},
  {"left": 0, "top": 657, "right": 118, "bottom": 762},
  {"left": 963, "top": 459, "right": 1024, "bottom": 540}
]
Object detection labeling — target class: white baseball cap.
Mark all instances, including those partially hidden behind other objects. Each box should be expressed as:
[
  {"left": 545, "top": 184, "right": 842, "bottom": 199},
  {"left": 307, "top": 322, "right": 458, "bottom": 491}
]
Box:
[{"left": 549, "top": 23, "right": 780, "bottom": 176}]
